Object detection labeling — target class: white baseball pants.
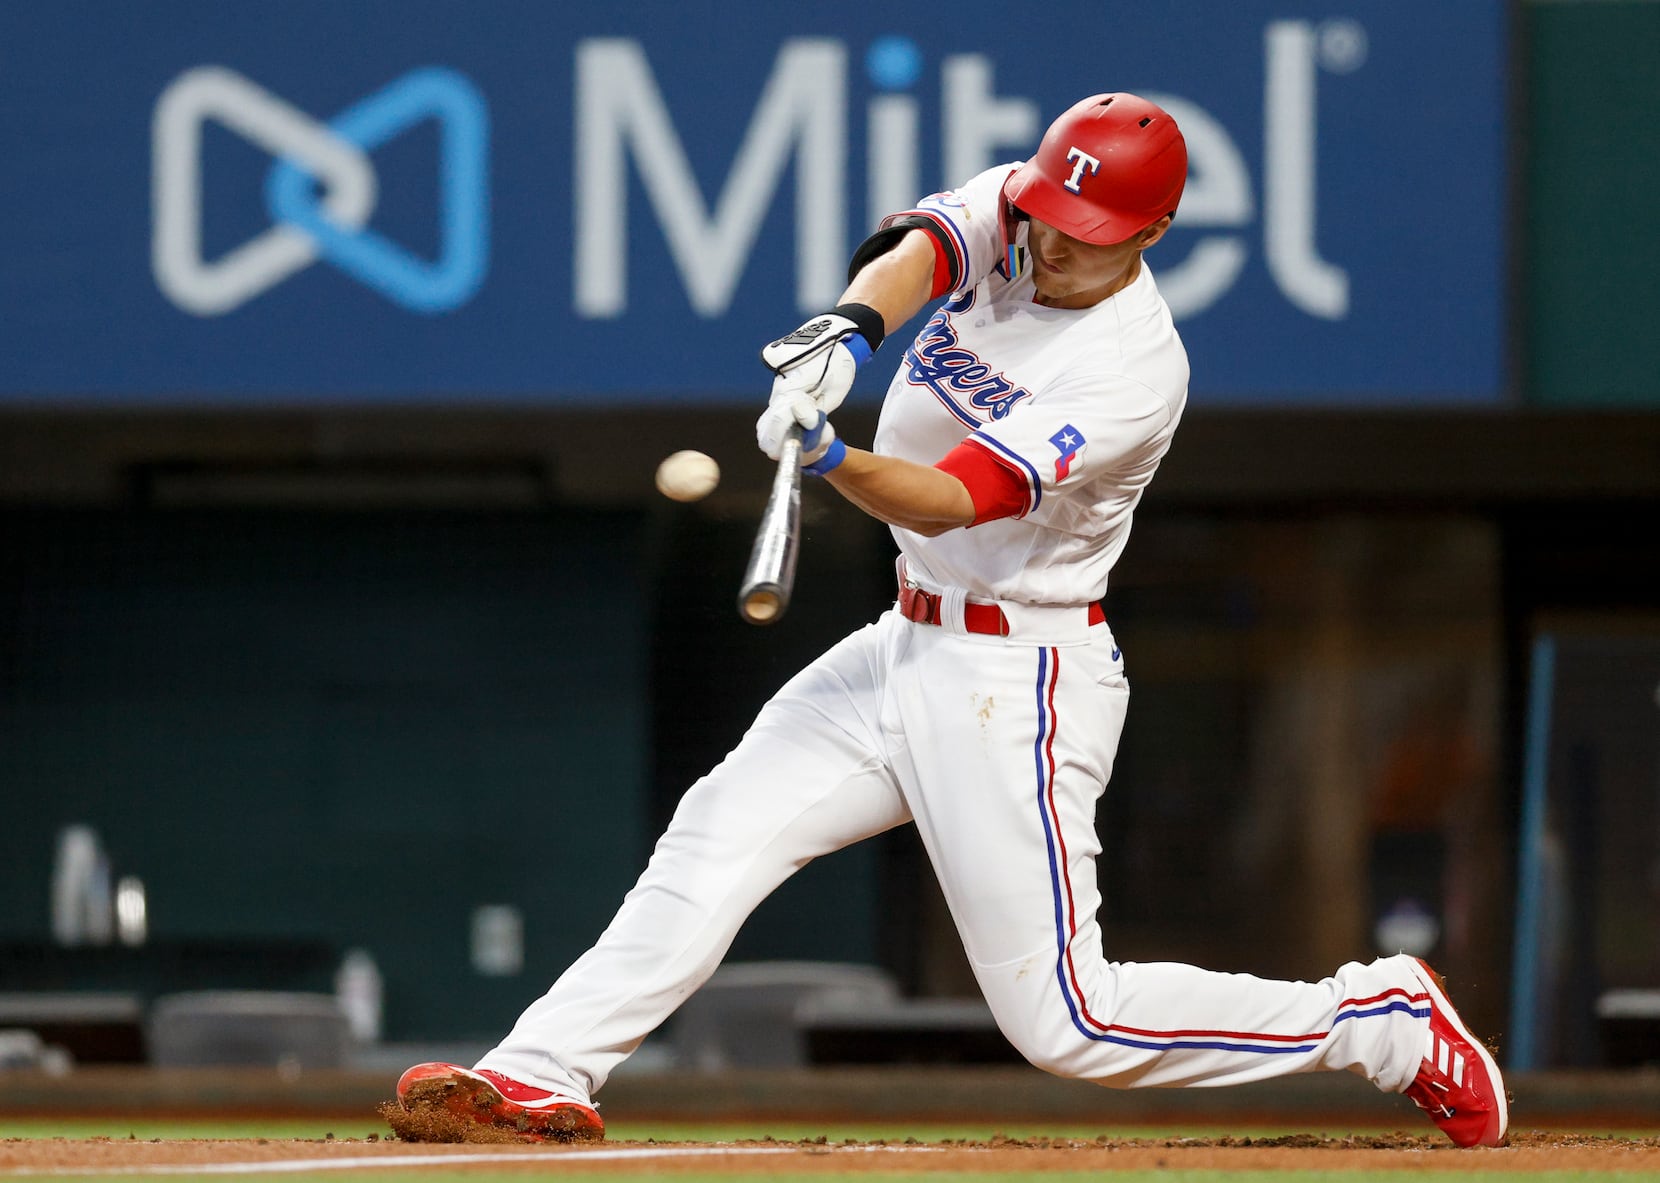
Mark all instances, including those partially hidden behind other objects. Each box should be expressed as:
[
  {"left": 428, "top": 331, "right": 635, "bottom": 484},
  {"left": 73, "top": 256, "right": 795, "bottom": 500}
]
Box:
[{"left": 478, "top": 609, "right": 1430, "bottom": 1102}]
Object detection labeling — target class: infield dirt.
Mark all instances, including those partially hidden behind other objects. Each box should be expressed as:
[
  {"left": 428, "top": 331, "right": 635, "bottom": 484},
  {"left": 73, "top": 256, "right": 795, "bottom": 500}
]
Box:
[{"left": 4, "top": 1130, "right": 1659, "bottom": 1174}]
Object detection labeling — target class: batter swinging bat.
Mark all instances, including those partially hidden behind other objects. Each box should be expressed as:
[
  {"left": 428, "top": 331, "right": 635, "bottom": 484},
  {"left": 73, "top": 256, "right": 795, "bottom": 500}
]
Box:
[{"left": 737, "top": 424, "right": 803, "bottom": 625}]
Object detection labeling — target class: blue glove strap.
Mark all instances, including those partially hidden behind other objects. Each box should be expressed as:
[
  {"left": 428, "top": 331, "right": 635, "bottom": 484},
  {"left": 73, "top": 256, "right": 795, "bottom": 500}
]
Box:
[
  {"left": 801, "top": 412, "right": 829, "bottom": 453},
  {"left": 842, "top": 333, "right": 874, "bottom": 367},
  {"left": 802, "top": 437, "right": 847, "bottom": 477}
]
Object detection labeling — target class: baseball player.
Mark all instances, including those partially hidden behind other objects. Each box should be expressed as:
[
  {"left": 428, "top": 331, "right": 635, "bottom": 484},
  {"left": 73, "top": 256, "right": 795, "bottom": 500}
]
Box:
[{"left": 392, "top": 93, "right": 1507, "bottom": 1148}]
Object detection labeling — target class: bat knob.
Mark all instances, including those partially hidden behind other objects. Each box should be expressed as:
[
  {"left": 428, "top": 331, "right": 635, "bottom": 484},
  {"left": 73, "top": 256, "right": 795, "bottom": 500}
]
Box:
[{"left": 739, "top": 589, "right": 783, "bottom": 624}]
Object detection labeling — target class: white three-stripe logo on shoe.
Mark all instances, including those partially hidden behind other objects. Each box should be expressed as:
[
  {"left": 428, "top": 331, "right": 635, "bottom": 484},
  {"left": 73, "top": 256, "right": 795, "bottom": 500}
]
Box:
[{"left": 1427, "top": 1033, "right": 1466, "bottom": 1086}]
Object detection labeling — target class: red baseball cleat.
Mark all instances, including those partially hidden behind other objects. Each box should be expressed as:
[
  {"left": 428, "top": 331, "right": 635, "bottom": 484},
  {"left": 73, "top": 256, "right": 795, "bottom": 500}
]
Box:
[
  {"left": 394, "top": 1061, "right": 603, "bottom": 1143},
  {"left": 1403, "top": 960, "right": 1508, "bottom": 1147}
]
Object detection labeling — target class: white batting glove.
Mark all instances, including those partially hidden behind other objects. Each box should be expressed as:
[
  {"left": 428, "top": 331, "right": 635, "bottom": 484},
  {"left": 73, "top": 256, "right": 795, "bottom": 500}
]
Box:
[
  {"left": 799, "top": 414, "right": 844, "bottom": 474},
  {"left": 759, "top": 305, "right": 884, "bottom": 418},
  {"left": 755, "top": 390, "right": 810, "bottom": 462},
  {"left": 762, "top": 318, "right": 863, "bottom": 421},
  {"left": 756, "top": 410, "right": 844, "bottom": 475}
]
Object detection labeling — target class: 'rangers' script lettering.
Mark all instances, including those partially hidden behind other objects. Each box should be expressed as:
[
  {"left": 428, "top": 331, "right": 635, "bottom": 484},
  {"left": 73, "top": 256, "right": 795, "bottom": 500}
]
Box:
[{"left": 903, "top": 297, "right": 1032, "bottom": 420}]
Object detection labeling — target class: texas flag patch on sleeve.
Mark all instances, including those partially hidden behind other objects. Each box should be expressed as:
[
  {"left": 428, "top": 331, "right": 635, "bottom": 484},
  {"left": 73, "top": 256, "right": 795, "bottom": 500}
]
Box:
[{"left": 1049, "top": 424, "right": 1086, "bottom": 481}]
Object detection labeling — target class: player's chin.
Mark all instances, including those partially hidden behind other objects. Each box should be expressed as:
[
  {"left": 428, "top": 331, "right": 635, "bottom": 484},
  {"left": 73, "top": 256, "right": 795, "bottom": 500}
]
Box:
[{"left": 1030, "top": 272, "right": 1071, "bottom": 302}]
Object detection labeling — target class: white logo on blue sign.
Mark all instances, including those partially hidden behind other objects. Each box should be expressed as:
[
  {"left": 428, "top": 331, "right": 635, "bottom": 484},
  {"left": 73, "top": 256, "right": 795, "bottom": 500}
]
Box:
[{"left": 153, "top": 66, "right": 489, "bottom": 316}]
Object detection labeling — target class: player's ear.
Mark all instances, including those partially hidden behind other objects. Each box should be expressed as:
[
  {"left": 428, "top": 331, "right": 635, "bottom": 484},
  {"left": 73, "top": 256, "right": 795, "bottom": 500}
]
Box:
[{"left": 1136, "top": 215, "right": 1173, "bottom": 250}]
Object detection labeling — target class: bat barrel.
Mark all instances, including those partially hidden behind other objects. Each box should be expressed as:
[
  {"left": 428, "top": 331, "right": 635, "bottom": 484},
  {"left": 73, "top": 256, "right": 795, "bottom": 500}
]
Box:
[{"left": 737, "top": 429, "right": 803, "bottom": 625}]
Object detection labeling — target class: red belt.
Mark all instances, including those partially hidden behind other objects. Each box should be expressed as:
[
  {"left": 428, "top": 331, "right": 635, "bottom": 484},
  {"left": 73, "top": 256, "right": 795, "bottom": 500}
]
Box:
[{"left": 897, "top": 582, "right": 1105, "bottom": 636}]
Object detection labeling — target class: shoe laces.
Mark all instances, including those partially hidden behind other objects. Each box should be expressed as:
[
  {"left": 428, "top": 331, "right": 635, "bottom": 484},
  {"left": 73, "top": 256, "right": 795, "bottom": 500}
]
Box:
[{"left": 1409, "top": 1077, "right": 1456, "bottom": 1119}]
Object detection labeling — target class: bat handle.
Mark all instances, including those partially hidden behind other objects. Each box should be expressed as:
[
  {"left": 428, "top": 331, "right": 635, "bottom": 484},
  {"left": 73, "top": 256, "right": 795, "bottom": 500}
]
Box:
[{"left": 737, "top": 425, "right": 804, "bottom": 625}]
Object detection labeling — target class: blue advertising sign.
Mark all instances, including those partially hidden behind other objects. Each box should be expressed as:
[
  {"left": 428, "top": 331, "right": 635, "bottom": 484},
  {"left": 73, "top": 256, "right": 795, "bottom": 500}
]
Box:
[{"left": 0, "top": 1, "right": 1508, "bottom": 405}]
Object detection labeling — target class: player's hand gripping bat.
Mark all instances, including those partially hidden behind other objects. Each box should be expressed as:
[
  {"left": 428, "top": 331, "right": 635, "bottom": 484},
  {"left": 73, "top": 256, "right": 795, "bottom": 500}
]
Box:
[
  {"left": 742, "top": 306, "right": 873, "bottom": 625},
  {"left": 737, "top": 424, "right": 803, "bottom": 624}
]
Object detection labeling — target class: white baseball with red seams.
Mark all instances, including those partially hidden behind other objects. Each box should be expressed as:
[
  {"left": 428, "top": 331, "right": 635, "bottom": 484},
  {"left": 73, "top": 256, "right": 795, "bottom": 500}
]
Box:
[
  {"left": 472, "top": 162, "right": 1457, "bottom": 1115},
  {"left": 654, "top": 449, "right": 720, "bottom": 502}
]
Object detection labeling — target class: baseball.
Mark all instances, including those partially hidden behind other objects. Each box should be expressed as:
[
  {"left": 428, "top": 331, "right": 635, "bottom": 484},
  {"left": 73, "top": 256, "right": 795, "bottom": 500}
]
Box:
[{"left": 655, "top": 450, "right": 720, "bottom": 502}]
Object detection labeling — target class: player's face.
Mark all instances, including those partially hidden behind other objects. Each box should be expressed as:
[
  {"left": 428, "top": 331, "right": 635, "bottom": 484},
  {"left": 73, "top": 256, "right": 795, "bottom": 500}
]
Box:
[{"left": 1025, "top": 216, "right": 1171, "bottom": 309}]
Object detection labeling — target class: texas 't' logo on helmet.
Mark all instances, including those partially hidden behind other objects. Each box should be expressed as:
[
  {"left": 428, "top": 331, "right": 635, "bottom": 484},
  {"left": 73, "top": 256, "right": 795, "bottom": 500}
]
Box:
[{"left": 1063, "top": 147, "right": 1102, "bottom": 194}]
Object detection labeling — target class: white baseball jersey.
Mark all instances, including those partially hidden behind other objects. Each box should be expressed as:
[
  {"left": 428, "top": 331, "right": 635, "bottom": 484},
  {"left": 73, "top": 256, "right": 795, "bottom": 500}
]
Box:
[{"left": 874, "top": 164, "right": 1189, "bottom": 610}]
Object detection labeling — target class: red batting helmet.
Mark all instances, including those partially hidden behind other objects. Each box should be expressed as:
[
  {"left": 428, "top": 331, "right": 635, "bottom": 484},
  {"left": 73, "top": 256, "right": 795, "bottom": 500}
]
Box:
[{"left": 1002, "top": 93, "right": 1187, "bottom": 245}]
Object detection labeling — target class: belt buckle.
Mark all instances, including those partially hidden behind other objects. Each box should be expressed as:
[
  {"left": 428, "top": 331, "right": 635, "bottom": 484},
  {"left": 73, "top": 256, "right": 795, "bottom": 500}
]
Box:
[{"left": 899, "top": 584, "right": 936, "bottom": 623}]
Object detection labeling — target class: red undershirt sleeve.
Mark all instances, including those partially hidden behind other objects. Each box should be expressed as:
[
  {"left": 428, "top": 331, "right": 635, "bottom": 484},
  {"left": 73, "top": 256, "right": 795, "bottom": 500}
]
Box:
[
  {"left": 916, "top": 215, "right": 957, "bottom": 299},
  {"left": 935, "top": 438, "right": 1030, "bottom": 525}
]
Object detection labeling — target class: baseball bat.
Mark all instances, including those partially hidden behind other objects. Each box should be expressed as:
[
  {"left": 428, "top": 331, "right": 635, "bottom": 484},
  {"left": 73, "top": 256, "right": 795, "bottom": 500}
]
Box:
[{"left": 737, "top": 424, "right": 803, "bottom": 625}]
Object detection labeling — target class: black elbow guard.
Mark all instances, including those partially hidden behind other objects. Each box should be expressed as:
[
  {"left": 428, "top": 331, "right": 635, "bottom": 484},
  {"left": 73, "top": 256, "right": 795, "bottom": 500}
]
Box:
[{"left": 847, "top": 214, "right": 962, "bottom": 294}]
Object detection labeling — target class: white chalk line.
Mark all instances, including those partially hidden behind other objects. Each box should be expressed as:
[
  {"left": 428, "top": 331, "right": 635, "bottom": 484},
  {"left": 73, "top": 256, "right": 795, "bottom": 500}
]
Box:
[{"left": 0, "top": 1144, "right": 815, "bottom": 1177}]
